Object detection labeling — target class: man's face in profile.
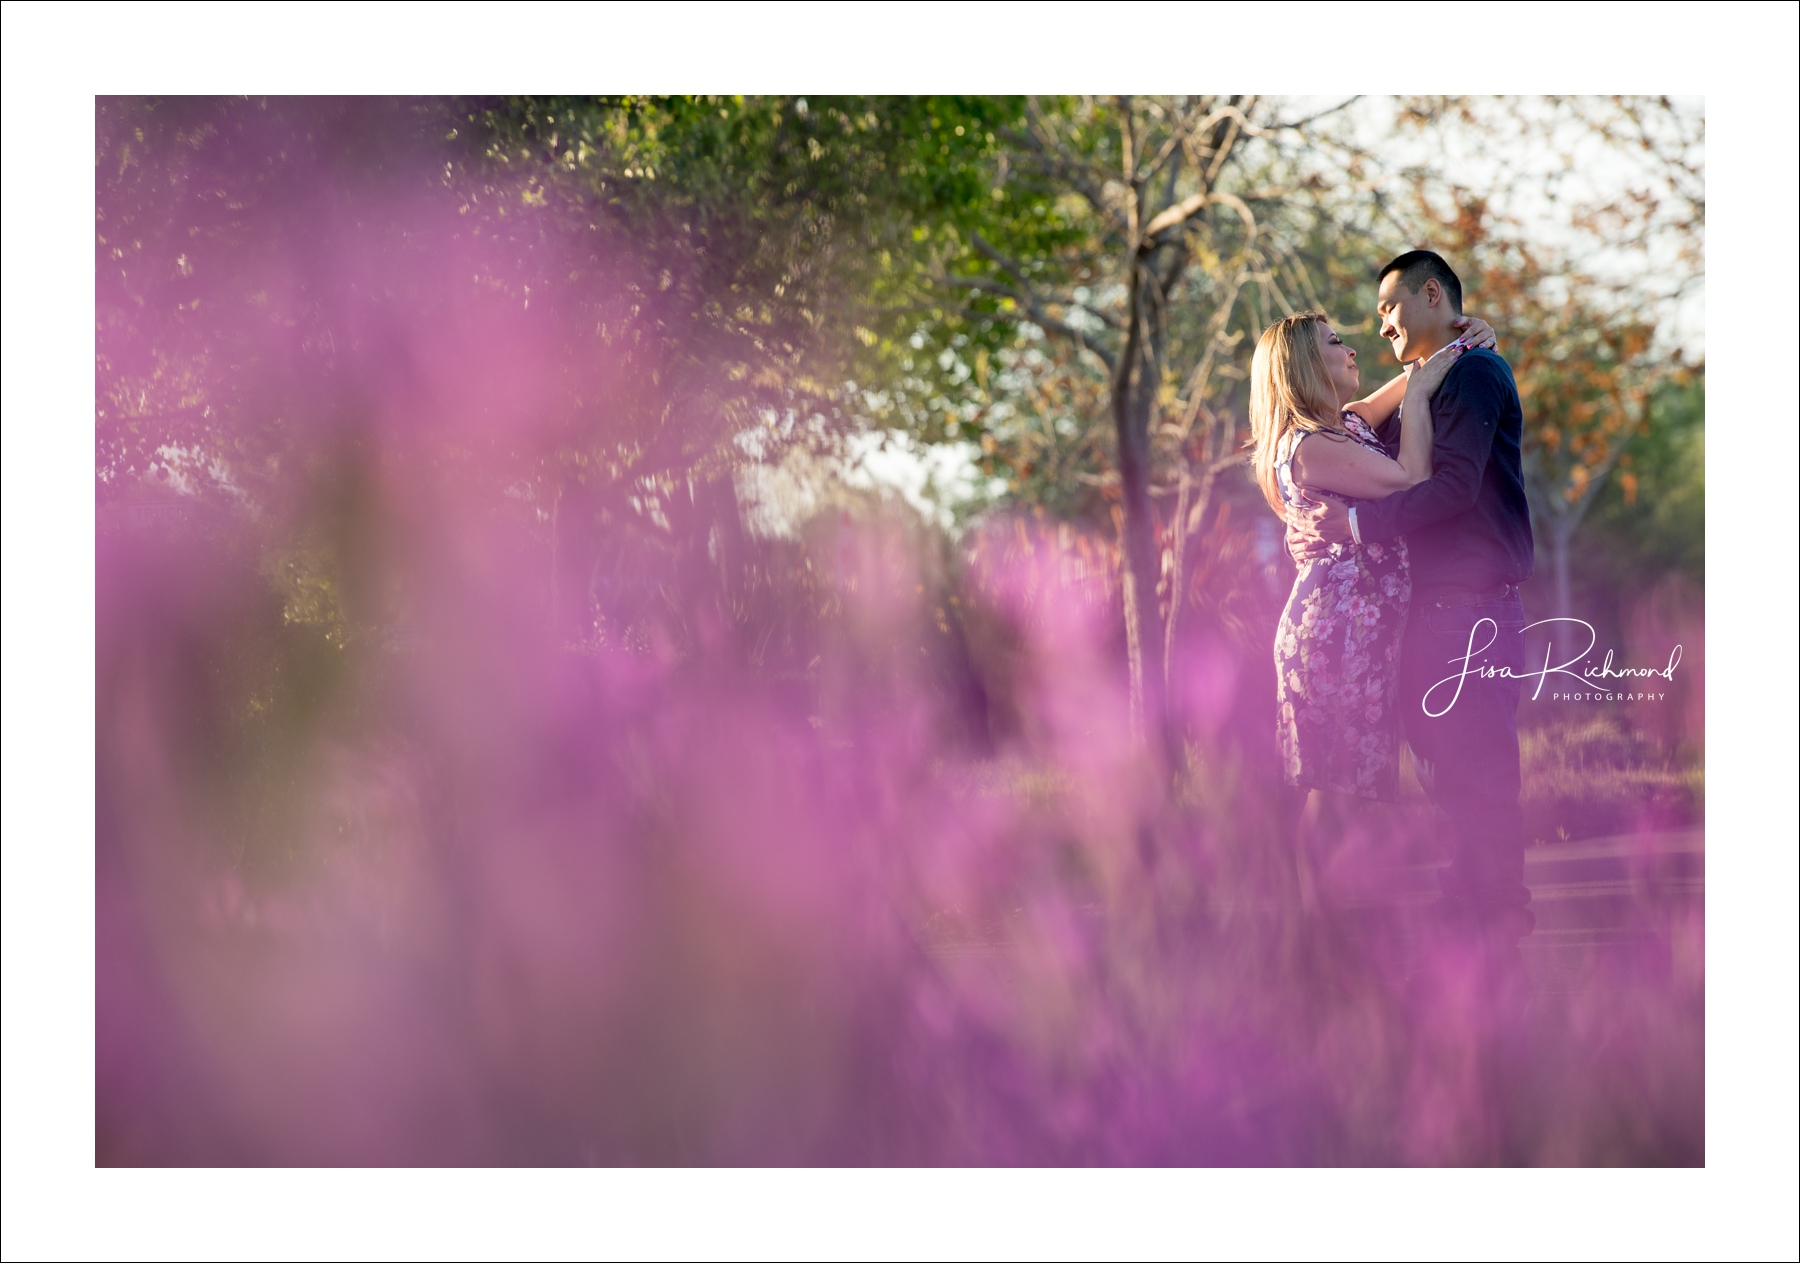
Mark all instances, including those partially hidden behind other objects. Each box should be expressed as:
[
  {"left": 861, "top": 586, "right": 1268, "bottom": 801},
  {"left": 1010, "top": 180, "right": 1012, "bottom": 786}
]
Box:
[{"left": 1376, "top": 271, "right": 1441, "bottom": 363}]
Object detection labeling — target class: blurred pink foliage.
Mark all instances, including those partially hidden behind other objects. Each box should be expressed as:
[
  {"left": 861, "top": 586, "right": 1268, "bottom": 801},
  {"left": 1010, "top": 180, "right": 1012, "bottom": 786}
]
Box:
[{"left": 95, "top": 101, "right": 1701, "bottom": 1166}]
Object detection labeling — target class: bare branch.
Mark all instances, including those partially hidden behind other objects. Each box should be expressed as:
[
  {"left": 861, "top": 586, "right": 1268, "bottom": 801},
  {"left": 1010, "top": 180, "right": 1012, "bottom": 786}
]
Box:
[
  {"left": 965, "top": 232, "right": 1115, "bottom": 327},
  {"left": 1215, "top": 191, "right": 1262, "bottom": 235},
  {"left": 937, "top": 272, "right": 1118, "bottom": 335},
  {"left": 1169, "top": 251, "right": 1257, "bottom": 440},
  {"left": 1025, "top": 308, "right": 1117, "bottom": 372},
  {"left": 1268, "top": 96, "right": 1361, "bottom": 132},
  {"left": 1118, "top": 96, "right": 1141, "bottom": 245},
  {"left": 1137, "top": 168, "right": 1264, "bottom": 250},
  {"left": 1160, "top": 137, "right": 1183, "bottom": 215},
  {"left": 937, "top": 273, "right": 1029, "bottom": 303},
  {"left": 1007, "top": 99, "right": 1121, "bottom": 231},
  {"left": 964, "top": 228, "right": 1037, "bottom": 287},
  {"left": 950, "top": 234, "right": 1120, "bottom": 372},
  {"left": 1140, "top": 127, "right": 1186, "bottom": 190},
  {"left": 1157, "top": 238, "right": 1192, "bottom": 303},
  {"left": 1138, "top": 97, "right": 1212, "bottom": 193},
  {"left": 1263, "top": 234, "right": 1331, "bottom": 316},
  {"left": 1141, "top": 190, "right": 1210, "bottom": 242}
]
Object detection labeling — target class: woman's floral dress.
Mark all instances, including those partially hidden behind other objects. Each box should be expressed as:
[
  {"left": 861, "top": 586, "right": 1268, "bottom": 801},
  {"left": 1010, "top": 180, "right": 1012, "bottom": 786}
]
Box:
[{"left": 1273, "top": 412, "right": 1412, "bottom": 801}]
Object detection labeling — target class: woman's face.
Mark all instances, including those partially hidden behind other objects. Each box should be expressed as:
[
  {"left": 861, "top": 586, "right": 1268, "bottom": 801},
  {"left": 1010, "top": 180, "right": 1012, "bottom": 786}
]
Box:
[{"left": 1315, "top": 322, "right": 1359, "bottom": 406}]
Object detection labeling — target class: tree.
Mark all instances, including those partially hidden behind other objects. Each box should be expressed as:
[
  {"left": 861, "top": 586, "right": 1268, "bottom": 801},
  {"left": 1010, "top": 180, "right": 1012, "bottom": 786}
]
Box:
[
  {"left": 464, "top": 96, "right": 1026, "bottom": 646},
  {"left": 96, "top": 96, "right": 1004, "bottom": 653},
  {"left": 869, "top": 95, "right": 1368, "bottom": 761}
]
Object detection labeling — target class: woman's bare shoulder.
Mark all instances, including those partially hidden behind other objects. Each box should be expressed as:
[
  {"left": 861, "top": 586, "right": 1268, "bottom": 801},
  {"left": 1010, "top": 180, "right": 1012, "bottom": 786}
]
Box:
[
  {"left": 1288, "top": 428, "right": 1355, "bottom": 476},
  {"left": 1291, "top": 428, "right": 1351, "bottom": 458}
]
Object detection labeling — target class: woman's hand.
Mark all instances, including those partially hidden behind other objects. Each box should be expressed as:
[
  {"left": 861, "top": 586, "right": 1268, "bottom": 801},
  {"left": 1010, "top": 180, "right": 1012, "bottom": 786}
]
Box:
[
  {"left": 1452, "top": 315, "right": 1497, "bottom": 351},
  {"left": 1406, "top": 343, "right": 1467, "bottom": 398}
]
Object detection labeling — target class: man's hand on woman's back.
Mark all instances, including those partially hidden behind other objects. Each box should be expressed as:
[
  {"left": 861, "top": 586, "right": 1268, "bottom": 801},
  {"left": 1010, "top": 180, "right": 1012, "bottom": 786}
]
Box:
[{"left": 1284, "top": 496, "right": 1352, "bottom": 564}]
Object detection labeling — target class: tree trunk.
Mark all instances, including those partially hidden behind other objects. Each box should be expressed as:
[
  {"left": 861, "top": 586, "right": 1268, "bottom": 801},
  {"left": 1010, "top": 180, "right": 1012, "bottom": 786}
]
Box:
[
  {"left": 1113, "top": 333, "right": 1168, "bottom": 762},
  {"left": 1162, "top": 467, "right": 1193, "bottom": 700},
  {"left": 1162, "top": 463, "right": 1220, "bottom": 712},
  {"left": 1550, "top": 523, "right": 1574, "bottom": 664}
]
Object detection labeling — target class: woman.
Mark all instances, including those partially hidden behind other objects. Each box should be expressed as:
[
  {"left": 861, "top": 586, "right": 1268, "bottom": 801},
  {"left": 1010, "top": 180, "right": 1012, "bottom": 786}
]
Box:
[{"left": 1248, "top": 312, "right": 1491, "bottom": 873}]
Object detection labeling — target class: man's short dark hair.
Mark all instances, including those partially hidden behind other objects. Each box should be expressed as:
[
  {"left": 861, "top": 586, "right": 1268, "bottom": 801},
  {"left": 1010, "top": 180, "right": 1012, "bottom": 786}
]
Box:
[{"left": 1378, "top": 250, "right": 1463, "bottom": 314}]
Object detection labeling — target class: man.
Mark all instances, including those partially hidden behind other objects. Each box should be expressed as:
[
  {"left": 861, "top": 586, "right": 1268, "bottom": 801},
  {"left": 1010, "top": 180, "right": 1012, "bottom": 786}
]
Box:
[{"left": 1286, "top": 250, "right": 1536, "bottom": 957}]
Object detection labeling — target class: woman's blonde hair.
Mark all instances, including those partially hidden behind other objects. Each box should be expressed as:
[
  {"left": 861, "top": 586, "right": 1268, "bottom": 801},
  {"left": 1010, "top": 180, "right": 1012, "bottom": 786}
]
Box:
[{"left": 1248, "top": 312, "right": 1346, "bottom": 513}]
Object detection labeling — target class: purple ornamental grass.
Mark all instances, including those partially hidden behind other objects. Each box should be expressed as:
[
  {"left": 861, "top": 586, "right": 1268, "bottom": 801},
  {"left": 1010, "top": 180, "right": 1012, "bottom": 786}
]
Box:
[{"left": 95, "top": 150, "right": 1700, "bottom": 1167}]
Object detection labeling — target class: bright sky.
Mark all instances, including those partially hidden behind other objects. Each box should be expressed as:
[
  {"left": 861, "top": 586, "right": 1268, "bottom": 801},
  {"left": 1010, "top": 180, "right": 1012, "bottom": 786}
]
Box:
[{"left": 1328, "top": 95, "right": 1705, "bottom": 358}]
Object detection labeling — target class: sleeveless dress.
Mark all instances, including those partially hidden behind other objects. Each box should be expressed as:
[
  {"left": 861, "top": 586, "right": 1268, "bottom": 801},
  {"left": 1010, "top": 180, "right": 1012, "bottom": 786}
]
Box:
[{"left": 1273, "top": 412, "right": 1412, "bottom": 801}]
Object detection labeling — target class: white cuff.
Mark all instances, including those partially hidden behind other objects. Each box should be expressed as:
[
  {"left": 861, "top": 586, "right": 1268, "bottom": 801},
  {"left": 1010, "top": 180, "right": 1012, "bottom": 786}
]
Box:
[{"left": 1348, "top": 506, "right": 1363, "bottom": 547}]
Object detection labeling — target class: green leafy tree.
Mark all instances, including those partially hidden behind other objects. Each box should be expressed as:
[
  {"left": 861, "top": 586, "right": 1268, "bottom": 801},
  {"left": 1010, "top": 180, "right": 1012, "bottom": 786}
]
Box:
[
  {"left": 96, "top": 96, "right": 1008, "bottom": 648},
  {"left": 464, "top": 95, "right": 1021, "bottom": 642}
]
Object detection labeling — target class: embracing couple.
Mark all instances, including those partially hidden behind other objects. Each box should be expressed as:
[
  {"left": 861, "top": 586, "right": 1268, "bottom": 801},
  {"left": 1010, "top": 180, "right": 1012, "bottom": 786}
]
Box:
[{"left": 1249, "top": 249, "right": 1535, "bottom": 967}]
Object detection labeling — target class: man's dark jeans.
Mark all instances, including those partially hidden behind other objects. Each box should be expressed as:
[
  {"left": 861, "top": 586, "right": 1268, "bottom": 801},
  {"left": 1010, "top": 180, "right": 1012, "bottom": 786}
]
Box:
[{"left": 1398, "top": 592, "right": 1531, "bottom": 915}]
